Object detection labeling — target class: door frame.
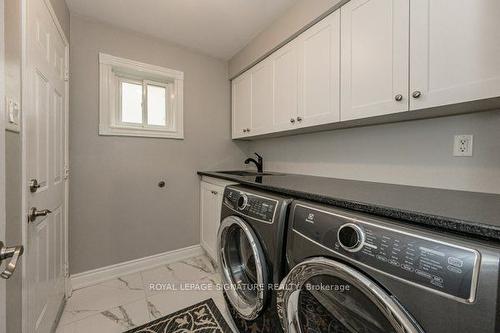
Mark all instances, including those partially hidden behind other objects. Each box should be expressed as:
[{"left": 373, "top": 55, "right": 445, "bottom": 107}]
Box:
[
  {"left": 0, "top": 0, "right": 7, "bottom": 332},
  {"left": 20, "top": 0, "right": 69, "bottom": 332}
]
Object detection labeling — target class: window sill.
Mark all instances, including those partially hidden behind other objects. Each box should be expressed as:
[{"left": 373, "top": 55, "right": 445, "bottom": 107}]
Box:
[{"left": 99, "top": 125, "right": 184, "bottom": 139}]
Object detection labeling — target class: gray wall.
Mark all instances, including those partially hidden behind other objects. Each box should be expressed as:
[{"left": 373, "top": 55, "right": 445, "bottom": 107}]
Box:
[
  {"left": 69, "top": 15, "right": 248, "bottom": 274},
  {"left": 230, "top": 0, "right": 500, "bottom": 194},
  {"left": 5, "top": 0, "right": 23, "bottom": 332},
  {"left": 249, "top": 112, "right": 500, "bottom": 194},
  {"left": 229, "top": 0, "right": 342, "bottom": 78}
]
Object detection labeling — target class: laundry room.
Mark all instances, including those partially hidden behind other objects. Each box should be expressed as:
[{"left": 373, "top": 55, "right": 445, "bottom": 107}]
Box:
[{"left": 1, "top": 0, "right": 500, "bottom": 332}]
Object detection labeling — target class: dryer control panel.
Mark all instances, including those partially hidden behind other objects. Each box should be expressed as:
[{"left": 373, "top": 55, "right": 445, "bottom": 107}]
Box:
[
  {"left": 292, "top": 203, "right": 480, "bottom": 302},
  {"left": 224, "top": 187, "right": 277, "bottom": 223}
]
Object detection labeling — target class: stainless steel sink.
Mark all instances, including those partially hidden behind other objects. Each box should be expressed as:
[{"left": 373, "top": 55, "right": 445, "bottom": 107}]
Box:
[{"left": 217, "top": 170, "right": 278, "bottom": 176}]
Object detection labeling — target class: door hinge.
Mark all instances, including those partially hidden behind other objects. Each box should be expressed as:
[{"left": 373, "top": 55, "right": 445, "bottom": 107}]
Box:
[{"left": 64, "top": 71, "right": 69, "bottom": 81}]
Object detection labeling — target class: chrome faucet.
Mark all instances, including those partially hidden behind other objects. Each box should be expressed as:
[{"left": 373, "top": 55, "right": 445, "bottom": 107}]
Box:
[{"left": 244, "top": 153, "right": 263, "bottom": 173}]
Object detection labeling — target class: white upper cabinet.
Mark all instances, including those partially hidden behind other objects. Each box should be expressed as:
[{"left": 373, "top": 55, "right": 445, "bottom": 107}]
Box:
[
  {"left": 231, "top": 72, "right": 252, "bottom": 138},
  {"left": 250, "top": 59, "right": 274, "bottom": 135},
  {"left": 409, "top": 0, "right": 500, "bottom": 110},
  {"left": 230, "top": 10, "right": 341, "bottom": 139},
  {"left": 231, "top": 0, "right": 500, "bottom": 139},
  {"left": 273, "top": 41, "right": 300, "bottom": 131},
  {"left": 341, "top": 0, "right": 410, "bottom": 121},
  {"left": 298, "top": 10, "right": 340, "bottom": 127}
]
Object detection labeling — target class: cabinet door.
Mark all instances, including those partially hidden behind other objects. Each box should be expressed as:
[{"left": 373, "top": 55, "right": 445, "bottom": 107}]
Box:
[
  {"left": 213, "top": 190, "right": 224, "bottom": 252},
  {"left": 298, "top": 10, "right": 340, "bottom": 127},
  {"left": 341, "top": 0, "right": 409, "bottom": 121},
  {"left": 200, "top": 182, "right": 220, "bottom": 260},
  {"left": 410, "top": 0, "right": 500, "bottom": 110},
  {"left": 273, "top": 41, "right": 300, "bottom": 131},
  {"left": 231, "top": 72, "right": 252, "bottom": 138},
  {"left": 251, "top": 59, "right": 274, "bottom": 135}
]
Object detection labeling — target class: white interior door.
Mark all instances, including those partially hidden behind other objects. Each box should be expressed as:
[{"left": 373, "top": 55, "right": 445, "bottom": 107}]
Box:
[
  {"left": 340, "top": 0, "right": 410, "bottom": 121},
  {"left": 410, "top": 0, "right": 500, "bottom": 110},
  {"left": 25, "top": 0, "right": 67, "bottom": 332}
]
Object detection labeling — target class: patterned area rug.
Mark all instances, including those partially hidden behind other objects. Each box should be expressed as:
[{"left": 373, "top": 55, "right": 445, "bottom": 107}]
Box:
[{"left": 124, "top": 298, "right": 233, "bottom": 333}]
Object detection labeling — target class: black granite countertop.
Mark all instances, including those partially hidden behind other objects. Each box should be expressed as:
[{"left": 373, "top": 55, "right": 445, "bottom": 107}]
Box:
[{"left": 198, "top": 171, "right": 500, "bottom": 242}]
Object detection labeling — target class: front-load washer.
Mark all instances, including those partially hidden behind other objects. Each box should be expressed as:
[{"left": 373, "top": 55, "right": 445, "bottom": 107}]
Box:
[
  {"left": 217, "top": 185, "right": 291, "bottom": 333},
  {"left": 278, "top": 200, "right": 500, "bottom": 333}
]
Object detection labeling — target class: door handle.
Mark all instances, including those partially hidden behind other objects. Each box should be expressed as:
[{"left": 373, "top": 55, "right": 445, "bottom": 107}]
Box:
[
  {"left": 0, "top": 241, "right": 24, "bottom": 279},
  {"left": 28, "top": 207, "right": 52, "bottom": 223}
]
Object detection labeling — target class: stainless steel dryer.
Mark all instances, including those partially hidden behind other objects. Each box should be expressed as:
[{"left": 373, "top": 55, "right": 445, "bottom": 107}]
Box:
[
  {"left": 217, "top": 185, "right": 291, "bottom": 333},
  {"left": 278, "top": 200, "right": 500, "bottom": 333}
]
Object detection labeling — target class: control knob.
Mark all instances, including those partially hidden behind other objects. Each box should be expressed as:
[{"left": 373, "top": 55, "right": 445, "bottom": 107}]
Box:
[
  {"left": 237, "top": 193, "right": 249, "bottom": 210},
  {"left": 337, "top": 223, "right": 365, "bottom": 252}
]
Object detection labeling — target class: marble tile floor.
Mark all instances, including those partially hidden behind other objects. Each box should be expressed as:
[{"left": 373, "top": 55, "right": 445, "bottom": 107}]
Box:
[{"left": 56, "top": 254, "right": 237, "bottom": 333}]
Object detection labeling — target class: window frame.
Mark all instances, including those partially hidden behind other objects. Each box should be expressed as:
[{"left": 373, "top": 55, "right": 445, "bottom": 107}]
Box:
[
  {"left": 143, "top": 80, "right": 172, "bottom": 129},
  {"left": 99, "top": 53, "right": 184, "bottom": 139},
  {"left": 117, "top": 76, "right": 144, "bottom": 127}
]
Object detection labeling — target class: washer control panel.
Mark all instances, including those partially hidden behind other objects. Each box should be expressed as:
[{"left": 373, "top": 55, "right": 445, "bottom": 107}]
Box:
[
  {"left": 224, "top": 188, "right": 277, "bottom": 223},
  {"left": 292, "top": 204, "right": 480, "bottom": 302}
]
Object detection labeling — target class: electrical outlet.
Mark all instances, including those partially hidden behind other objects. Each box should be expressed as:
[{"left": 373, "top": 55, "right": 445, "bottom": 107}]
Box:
[{"left": 453, "top": 135, "right": 473, "bottom": 157}]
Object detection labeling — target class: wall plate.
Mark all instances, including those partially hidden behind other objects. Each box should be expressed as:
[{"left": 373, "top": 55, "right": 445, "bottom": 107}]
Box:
[
  {"left": 453, "top": 134, "right": 473, "bottom": 157},
  {"left": 5, "top": 97, "right": 21, "bottom": 133}
]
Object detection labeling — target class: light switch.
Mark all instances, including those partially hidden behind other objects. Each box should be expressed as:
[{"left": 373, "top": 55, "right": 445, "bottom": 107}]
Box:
[{"left": 5, "top": 98, "right": 21, "bottom": 133}]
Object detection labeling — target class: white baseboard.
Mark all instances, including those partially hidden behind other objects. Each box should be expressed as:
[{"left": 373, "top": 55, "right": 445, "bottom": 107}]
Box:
[{"left": 70, "top": 244, "right": 205, "bottom": 291}]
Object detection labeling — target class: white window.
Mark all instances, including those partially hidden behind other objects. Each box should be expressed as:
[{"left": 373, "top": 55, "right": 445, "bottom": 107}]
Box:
[{"left": 99, "top": 53, "right": 184, "bottom": 139}]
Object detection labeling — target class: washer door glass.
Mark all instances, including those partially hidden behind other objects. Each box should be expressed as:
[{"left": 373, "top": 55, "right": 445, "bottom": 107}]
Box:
[
  {"left": 218, "top": 216, "right": 268, "bottom": 320},
  {"left": 278, "top": 258, "right": 423, "bottom": 333},
  {"left": 299, "top": 275, "right": 399, "bottom": 332}
]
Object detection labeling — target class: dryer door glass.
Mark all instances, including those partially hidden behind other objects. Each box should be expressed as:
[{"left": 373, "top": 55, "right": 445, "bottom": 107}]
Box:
[
  {"left": 278, "top": 258, "right": 423, "bottom": 333},
  {"left": 225, "top": 225, "right": 258, "bottom": 302},
  {"left": 218, "top": 216, "right": 268, "bottom": 320}
]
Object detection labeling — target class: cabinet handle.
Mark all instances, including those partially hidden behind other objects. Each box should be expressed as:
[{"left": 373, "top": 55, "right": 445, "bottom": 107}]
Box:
[
  {"left": 412, "top": 91, "right": 422, "bottom": 99},
  {"left": 290, "top": 118, "right": 295, "bottom": 123},
  {"left": 394, "top": 94, "right": 403, "bottom": 102},
  {"left": 246, "top": 128, "right": 251, "bottom": 132},
  {"left": 211, "top": 190, "right": 218, "bottom": 195},
  {"left": 296, "top": 116, "right": 303, "bottom": 122},
  {"left": 243, "top": 129, "right": 247, "bottom": 133}
]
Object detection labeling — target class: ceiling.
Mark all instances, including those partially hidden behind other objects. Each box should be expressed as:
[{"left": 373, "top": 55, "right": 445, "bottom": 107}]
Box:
[{"left": 65, "top": 0, "right": 299, "bottom": 60}]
